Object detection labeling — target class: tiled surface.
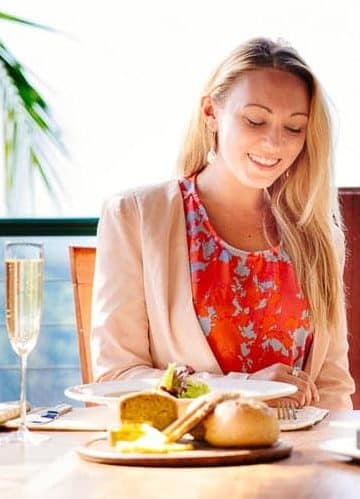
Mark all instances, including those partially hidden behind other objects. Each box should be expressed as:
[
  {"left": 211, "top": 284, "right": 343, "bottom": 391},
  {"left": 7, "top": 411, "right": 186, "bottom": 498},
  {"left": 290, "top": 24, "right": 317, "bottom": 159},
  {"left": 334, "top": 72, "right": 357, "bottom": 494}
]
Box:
[{"left": 0, "top": 236, "right": 95, "bottom": 406}]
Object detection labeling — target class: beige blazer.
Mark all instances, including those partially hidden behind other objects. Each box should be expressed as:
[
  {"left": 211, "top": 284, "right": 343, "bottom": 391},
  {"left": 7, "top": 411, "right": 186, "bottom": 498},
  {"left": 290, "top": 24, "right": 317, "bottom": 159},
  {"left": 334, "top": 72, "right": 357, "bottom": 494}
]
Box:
[{"left": 91, "top": 179, "right": 355, "bottom": 409}]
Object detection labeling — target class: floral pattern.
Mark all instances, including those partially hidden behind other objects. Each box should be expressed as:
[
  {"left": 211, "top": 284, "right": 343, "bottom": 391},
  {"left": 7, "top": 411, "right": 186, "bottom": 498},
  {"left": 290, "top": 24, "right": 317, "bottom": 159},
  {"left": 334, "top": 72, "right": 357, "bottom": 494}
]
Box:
[{"left": 179, "top": 176, "right": 313, "bottom": 374}]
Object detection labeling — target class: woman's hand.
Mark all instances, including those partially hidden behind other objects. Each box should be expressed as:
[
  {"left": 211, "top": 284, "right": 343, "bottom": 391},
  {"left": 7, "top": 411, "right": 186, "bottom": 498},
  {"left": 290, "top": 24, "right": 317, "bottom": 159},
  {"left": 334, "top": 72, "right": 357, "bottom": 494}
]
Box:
[{"left": 248, "top": 363, "right": 320, "bottom": 407}]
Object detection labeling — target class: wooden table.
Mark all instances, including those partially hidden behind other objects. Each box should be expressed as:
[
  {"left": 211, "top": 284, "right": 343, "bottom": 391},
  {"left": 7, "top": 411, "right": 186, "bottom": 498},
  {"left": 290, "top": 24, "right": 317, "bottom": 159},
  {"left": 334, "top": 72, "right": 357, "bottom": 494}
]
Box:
[{"left": 0, "top": 411, "right": 359, "bottom": 499}]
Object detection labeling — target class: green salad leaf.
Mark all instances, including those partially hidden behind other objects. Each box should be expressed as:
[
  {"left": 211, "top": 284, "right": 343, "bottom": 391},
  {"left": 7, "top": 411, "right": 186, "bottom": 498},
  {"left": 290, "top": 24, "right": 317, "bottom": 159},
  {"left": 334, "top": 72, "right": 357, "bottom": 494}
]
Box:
[
  {"left": 179, "top": 379, "right": 210, "bottom": 399},
  {"left": 157, "top": 363, "right": 210, "bottom": 398},
  {"left": 159, "top": 362, "right": 176, "bottom": 391}
]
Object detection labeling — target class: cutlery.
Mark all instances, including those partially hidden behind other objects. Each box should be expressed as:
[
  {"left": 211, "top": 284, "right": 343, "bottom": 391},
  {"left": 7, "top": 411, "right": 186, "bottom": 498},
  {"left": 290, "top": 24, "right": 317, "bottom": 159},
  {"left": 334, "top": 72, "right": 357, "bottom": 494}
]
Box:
[{"left": 28, "top": 404, "right": 72, "bottom": 424}]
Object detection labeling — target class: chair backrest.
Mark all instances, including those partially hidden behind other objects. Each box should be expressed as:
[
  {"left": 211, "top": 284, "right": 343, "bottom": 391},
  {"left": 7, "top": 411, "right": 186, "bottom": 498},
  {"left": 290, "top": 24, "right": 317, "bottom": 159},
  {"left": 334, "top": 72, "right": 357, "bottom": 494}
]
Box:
[
  {"left": 69, "top": 246, "right": 96, "bottom": 384},
  {"left": 340, "top": 189, "right": 360, "bottom": 409}
]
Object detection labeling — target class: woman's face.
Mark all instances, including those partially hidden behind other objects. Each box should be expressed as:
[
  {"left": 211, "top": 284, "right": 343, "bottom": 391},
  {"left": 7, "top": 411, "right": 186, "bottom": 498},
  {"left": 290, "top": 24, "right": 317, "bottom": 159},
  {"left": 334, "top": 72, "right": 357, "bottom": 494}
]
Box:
[{"left": 209, "top": 68, "right": 310, "bottom": 189}]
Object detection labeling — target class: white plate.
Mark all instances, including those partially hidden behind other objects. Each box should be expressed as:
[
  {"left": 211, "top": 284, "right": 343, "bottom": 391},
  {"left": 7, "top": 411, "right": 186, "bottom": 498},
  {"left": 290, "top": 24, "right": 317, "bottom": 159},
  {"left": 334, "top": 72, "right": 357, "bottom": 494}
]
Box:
[
  {"left": 65, "top": 378, "right": 297, "bottom": 406},
  {"left": 320, "top": 438, "right": 360, "bottom": 461}
]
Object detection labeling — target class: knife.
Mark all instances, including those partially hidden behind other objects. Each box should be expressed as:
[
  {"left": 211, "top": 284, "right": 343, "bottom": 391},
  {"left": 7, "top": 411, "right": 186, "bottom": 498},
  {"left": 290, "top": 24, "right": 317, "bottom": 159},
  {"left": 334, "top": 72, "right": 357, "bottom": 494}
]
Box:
[{"left": 28, "top": 403, "right": 72, "bottom": 424}]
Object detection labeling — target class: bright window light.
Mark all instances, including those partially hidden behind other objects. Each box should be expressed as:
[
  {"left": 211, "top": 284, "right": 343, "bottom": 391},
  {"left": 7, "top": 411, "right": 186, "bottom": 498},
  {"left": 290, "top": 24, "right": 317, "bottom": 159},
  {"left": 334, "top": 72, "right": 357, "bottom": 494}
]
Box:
[{"left": 0, "top": 0, "right": 359, "bottom": 216}]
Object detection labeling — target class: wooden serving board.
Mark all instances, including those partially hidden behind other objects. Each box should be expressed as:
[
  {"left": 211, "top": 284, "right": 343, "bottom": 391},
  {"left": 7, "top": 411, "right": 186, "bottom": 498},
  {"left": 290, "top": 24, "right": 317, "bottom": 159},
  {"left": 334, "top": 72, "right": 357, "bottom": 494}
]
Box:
[{"left": 77, "top": 437, "right": 292, "bottom": 467}]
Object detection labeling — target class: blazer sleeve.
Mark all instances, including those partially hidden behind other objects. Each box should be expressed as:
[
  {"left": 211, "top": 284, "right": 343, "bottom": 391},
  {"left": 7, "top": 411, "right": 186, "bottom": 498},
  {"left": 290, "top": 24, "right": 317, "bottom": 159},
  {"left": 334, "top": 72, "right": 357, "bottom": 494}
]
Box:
[
  {"left": 91, "top": 193, "right": 162, "bottom": 381},
  {"left": 314, "top": 229, "right": 355, "bottom": 409},
  {"left": 315, "top": 317, "right": 355, "bottom": 409}
]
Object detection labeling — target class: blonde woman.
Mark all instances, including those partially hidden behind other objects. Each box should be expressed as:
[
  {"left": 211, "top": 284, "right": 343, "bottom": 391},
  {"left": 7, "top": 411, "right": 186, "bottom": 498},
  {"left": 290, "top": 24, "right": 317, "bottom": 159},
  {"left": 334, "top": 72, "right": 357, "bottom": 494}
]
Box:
[{"left": 91, "top": 37, "right": 355, "bottom": 409}]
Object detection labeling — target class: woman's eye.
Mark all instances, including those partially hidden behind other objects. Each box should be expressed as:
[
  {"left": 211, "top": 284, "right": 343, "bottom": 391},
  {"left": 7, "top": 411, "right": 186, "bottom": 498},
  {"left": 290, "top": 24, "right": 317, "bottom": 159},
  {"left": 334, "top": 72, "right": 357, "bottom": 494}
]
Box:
[
  {"left": 246, "top": 117, "right": 264, "bottom": 127},
  {"left": 285, "top": 126, "right": 302, "bottom": 134}
]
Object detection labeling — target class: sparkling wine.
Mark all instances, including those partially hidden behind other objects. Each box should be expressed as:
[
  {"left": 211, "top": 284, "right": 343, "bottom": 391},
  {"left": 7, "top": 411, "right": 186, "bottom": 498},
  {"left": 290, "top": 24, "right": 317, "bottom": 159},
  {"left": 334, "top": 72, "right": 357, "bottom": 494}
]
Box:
[{"left": 5, "top": 258, "right": 43, "bottom": 356}]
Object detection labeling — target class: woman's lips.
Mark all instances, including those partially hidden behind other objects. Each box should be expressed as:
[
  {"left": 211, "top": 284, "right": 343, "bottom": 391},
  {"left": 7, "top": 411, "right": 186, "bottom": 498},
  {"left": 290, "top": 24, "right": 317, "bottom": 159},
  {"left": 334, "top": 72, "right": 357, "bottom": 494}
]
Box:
[{"left": 248, "top": 153, "right": 281, "bottom": 169}]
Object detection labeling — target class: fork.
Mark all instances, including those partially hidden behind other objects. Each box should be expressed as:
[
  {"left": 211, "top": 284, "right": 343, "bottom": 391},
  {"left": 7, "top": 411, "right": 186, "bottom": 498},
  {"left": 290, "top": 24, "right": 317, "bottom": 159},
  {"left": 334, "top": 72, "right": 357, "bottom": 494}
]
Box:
[{"left": 277, "top": 399, "right": 297, "bottom": 420}]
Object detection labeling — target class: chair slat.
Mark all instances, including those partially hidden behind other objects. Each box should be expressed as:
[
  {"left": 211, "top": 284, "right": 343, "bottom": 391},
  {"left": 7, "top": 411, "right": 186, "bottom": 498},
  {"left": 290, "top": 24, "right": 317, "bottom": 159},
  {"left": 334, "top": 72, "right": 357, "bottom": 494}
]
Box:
[{"left": 69, "top": 246, "right": 96, "bottom": 385}]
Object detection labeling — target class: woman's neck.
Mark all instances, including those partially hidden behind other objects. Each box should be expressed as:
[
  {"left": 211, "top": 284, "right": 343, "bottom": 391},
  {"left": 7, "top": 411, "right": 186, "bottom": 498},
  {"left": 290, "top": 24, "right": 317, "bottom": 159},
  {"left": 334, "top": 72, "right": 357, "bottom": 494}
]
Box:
[
  {"left": 196, "top": 164, "right": 265, "bottom": 216},
  {"left": 194, "top": 165, "right": 278, "bottom": 251}
]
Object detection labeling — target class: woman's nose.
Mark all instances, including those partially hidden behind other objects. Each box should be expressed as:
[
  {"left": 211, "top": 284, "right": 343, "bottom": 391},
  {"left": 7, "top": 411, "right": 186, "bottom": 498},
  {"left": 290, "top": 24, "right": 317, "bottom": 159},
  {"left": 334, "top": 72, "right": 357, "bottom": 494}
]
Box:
[{"left": 265, "top": 127, "right": 282, "bottom": 149}]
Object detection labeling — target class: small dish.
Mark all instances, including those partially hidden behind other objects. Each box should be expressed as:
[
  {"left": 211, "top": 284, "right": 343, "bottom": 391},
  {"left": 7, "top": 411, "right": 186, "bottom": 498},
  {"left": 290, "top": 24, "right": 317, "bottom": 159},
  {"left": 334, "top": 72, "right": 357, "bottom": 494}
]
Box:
[{"left": 320, "top": 438, "right": 360, "bottom": 461}]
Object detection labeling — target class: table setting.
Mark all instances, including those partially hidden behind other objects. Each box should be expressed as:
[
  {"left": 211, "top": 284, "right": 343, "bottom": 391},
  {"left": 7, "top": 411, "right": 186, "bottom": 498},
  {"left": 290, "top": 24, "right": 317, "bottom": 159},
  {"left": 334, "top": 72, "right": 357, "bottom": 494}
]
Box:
[
  {"left": 1, "top": 240, "right": 360, "bottom": 498},
  {"left": 1, "top": 403, "right": 360, "bottom": 499},
  {"left": 1, "top": 373, "right": 359, "bottom": 465}
]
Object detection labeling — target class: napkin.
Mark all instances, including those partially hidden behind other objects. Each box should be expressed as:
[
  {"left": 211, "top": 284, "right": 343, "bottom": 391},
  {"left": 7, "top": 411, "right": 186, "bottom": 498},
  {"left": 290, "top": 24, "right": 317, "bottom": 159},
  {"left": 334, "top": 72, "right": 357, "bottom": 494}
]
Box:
[
  {"left": 0, "top": 402, "right": 21, "bottom": 424},
  {"left": 4, "top": 405, "right": 116, "bottom": 431},
  {"left": 278, "top": 406, "right": 329, "bottom": 431}
]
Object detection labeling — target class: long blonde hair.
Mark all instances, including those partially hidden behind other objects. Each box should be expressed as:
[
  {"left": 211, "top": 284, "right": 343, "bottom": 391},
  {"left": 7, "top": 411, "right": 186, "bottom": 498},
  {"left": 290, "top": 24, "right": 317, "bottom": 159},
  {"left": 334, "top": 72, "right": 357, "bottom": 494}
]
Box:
[{"left": 178, "top": 37, "right": 345, "bottom": 336}]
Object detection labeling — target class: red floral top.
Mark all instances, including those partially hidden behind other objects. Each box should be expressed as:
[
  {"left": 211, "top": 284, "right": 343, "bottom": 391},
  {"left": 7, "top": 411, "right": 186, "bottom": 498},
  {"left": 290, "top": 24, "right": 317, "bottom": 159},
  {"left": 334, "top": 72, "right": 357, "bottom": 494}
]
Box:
[{"left": 179, "top": 176, "right": 313, "bottom": 374}]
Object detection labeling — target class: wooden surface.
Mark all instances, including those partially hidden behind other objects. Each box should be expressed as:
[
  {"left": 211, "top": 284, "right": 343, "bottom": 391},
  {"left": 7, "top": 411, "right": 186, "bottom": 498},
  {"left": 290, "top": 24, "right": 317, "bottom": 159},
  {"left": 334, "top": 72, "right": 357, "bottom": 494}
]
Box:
[
  {"left": 340, "top": 189, "right": 360, "bottom": 409},
  {"left": 0, "top": 411, "right": 359, "bottom": 499},
  {"left": 78, "top": 437, "right": 292, "bottom": 467}
]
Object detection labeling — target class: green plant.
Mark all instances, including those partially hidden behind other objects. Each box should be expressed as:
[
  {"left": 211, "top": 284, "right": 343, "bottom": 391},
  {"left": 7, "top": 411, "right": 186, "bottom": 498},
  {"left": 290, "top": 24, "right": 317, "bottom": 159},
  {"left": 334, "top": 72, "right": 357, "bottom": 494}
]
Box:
[{"left": 0, "top": 11, "right": 65, "bottom": 213}]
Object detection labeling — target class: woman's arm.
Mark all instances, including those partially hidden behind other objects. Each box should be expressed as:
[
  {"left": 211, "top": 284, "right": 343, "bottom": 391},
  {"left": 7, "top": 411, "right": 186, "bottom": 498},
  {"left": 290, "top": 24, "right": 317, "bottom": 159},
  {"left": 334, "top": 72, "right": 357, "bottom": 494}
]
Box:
[
  {"left": 313, "top": 228, "right": 355, "bottom": 409},
  {"left": 91, "top": 192, "right": 161, "bottom": 381},
  {"left": 314, "top": 327, "right": 355, "bottom": 410},
  {"left": 314, "top": 287, "right": 355, "bottom": 409}
]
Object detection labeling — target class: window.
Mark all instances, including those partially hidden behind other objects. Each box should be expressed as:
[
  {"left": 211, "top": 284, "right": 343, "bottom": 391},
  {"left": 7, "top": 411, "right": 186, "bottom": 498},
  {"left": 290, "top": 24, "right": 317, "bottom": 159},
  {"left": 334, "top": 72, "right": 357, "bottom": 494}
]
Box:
[
  {"left": 0, "top": 225, "right": 96, "bottom": 406},
  {"left": 0, "top": 0, "right": 359, "bottom": 218}
]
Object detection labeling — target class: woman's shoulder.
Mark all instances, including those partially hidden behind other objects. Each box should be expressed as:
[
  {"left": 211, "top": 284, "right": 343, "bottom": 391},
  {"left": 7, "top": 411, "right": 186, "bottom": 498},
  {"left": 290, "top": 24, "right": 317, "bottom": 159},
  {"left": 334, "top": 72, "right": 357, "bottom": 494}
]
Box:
[{"left": 102, "top": 178, "right": 182, "bottom": 216}]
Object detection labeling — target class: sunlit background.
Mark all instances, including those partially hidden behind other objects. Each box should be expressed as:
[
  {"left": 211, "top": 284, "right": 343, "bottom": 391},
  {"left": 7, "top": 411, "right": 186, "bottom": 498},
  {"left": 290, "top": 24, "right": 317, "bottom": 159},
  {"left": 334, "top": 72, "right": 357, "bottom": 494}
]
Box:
[{"left": 0, "top": 0, "right": 359, "bottom": 216}]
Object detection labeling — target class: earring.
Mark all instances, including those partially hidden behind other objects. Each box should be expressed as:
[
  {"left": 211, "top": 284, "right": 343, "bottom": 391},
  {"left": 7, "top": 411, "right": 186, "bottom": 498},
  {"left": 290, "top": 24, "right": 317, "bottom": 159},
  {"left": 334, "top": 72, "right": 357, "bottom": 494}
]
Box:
[
  {"left": 285, "top": 169, "right": 290, "bottom": 178},
  {"left": 207, "top": 130, "right": 217, "bottom": 165}
]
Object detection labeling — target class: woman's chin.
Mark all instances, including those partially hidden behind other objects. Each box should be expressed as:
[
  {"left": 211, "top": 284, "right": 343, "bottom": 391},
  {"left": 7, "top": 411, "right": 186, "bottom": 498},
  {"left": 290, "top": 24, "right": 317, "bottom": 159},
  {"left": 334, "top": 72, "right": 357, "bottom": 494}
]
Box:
[{"left": 234, "top": 172, "right": 280, "bottom": 191}]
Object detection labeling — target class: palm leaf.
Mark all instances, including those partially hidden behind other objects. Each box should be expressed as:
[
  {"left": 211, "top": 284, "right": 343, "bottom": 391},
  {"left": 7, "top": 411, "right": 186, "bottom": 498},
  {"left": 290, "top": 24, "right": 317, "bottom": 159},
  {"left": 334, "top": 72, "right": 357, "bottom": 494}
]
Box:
[
  {"left": 0, "top": 14, "right": 66, "bottom": 213},
  {"left": 4, "top": 108, "right": 16, "bottom": 190},
  {"left": 0, "top": 11, "right": 56, "bottom": 32},
  {"left": 30, "top": 148, "right": 63, "bottom": 212},
  {"left": 0, "top": 43, "right": 65, "bottom": 151},
  {"left": 30, "top": 148, "right": 53, "bottom": 192}
]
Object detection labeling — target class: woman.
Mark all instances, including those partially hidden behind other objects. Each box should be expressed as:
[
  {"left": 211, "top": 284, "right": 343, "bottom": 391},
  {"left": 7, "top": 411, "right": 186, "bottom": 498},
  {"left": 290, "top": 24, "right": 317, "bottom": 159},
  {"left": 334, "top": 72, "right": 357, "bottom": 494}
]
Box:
[{"left": 91, "top": 37, "right": 355, "bottom": 409}]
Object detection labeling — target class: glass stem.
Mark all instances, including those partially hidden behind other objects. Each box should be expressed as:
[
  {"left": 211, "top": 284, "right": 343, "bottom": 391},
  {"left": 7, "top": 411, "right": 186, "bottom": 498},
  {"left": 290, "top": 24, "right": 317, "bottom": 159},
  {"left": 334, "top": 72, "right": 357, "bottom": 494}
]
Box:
[{"left": 19, "top": 353, "right": 28, "bottom": 433}]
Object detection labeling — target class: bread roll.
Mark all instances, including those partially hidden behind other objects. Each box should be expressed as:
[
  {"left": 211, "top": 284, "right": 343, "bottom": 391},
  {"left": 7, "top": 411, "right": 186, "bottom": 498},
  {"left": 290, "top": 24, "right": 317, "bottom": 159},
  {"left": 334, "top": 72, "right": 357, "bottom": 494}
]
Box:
[
  {"left": 203, "top": 398, "right": 279, "bottom": 448},
  {"left": 119, "top": 391, "right": 178, "bottom": 430}
]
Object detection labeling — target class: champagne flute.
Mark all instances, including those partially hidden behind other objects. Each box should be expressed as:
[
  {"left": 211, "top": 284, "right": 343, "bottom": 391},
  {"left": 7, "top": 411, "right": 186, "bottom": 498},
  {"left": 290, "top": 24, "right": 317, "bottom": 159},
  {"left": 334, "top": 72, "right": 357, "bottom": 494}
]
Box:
[{"left": 2, "top": 241, "right": 46, "bottom": 444}]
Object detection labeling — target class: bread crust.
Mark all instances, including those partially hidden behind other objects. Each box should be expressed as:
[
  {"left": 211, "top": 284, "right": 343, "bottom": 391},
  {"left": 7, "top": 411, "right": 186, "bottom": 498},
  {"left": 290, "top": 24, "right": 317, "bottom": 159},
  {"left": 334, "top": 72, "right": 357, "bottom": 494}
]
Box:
[{"left": 203, "top": 399, "right": 280, "bottom": 448}]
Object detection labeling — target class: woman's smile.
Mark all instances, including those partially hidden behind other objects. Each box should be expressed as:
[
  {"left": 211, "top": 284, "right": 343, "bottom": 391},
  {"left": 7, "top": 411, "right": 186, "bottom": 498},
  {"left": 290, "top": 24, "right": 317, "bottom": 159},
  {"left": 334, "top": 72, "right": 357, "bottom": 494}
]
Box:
[{"left": 247, "top": 153, "right": 281, "bottom": 169}]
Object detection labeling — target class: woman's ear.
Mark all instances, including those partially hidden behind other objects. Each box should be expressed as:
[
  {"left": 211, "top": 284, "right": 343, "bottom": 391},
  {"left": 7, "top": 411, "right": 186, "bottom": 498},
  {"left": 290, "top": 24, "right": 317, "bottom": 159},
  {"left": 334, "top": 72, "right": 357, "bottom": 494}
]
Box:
[{"left": 201, "top": 95, "right": 217, "bottom": 132}]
